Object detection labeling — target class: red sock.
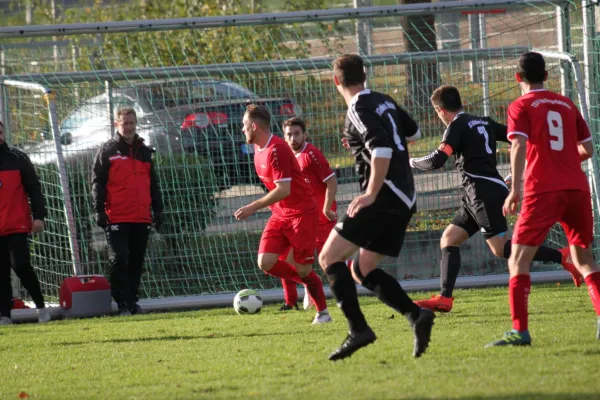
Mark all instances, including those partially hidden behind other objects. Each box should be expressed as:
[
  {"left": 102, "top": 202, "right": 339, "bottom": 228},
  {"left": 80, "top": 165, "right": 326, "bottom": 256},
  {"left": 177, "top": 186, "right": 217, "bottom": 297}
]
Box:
[
  {"left": 509, "top": 274, "right": 531, "bottom": 332},
  {"left": 281, "top": 279, "right": 298, "bottom": 306},
  {"left": 302, "top": 271, "right": 327, "bottom": 312},
  {"left": 584, "top": 271, "right": 600, "bottom": 316},
  {"left": 267, "top": 260, "right": 303, "bottom": 285}
]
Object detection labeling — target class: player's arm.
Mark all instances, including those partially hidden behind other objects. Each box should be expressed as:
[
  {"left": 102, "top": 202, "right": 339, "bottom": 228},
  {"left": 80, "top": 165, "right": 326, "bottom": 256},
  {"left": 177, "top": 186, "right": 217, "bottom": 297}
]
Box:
[
  {"left": 308, "top": 147, "right": 338, "bottom": 219},
  {"left": 403, "top": 110, "right": 421, "bottom": 144},
  {"left": 347, "top": 104, "right": 392, "bottom": 216},
  {"left": 491, "top": 120, "right": 509, "bottom": 143},
  {"left": 575, "top": 110, "right": 594, "bottom": 161},
  {"left": 410, "top": 124, "right": 459, "bottom": 171},
  {"left": 249, "top": 181, "right": 291, "bottom": 210},
  {"left": 235, "top": 145, "right": 293, "bottom": 220},
  {"left": 323, "top": 176, "right": 337, "bottom": 220},
  {"left": 503, "top": 101, "right": 529, "bottom": 214},
  {"left": 19, "top": 151, "right": 46, "bottom": 232}
]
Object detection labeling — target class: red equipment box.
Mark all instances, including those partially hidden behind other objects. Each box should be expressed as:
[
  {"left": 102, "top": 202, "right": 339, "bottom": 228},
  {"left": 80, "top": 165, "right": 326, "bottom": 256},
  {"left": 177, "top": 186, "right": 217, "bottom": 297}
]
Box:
[{"left": 59, "top": 275, "right": 112, "bottom": 318}]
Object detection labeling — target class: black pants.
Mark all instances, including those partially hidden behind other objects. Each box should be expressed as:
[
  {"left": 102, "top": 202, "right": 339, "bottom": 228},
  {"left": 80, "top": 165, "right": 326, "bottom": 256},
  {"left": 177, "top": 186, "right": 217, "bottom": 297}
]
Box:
[
  {"left": 0, "top": 233, "right": 46, "bottom": 318},
  {"left": 105, "top": 223, "right": 151, "bottom": 310}
]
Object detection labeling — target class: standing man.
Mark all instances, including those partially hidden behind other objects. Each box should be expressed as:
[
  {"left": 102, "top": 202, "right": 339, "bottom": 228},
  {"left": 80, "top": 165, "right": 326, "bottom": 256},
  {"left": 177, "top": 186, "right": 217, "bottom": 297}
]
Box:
[
  {"left": 0, "top": 121, "right": 50, "bottom": 324},
  {"left": 319, "top": 54, "right": 434, "bottom": 361},
  {"left": 234, "top": 105, "right": 331, "bottom": 325},
  {"left": 92, "top": 108, "right": 163, "bottom": 316},
  {"left": 487, "top": 52, "right": 600, "bottom": 346},
  {"left": 410, "top": 85, "right": 579, "bottom": 313},
  {"left": 280, "top": 116, "right": 338, "bottom": 311}
]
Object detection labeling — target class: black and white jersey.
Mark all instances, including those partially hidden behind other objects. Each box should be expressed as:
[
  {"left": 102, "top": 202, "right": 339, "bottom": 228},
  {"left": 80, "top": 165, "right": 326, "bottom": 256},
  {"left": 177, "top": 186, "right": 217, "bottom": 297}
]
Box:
[
  {"left": 411, "top": 112, "right": 509, "bottom": 195},
  {"left": 343, "top": 89, "right": 420, "bottom": 210}
]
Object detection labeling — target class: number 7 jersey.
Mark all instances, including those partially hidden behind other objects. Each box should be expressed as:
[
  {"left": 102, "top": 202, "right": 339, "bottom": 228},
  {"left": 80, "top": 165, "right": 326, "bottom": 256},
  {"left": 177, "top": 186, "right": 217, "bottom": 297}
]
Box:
[{"left": 507, "top": 89, "right": 591, "bottom": 196}]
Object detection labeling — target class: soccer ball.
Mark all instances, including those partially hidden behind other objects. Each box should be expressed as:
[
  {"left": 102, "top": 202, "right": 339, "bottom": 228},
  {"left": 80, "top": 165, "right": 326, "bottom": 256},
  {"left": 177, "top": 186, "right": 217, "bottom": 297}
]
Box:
[{"left": 233, "top": 289, "right": 263, "bottom": 315}]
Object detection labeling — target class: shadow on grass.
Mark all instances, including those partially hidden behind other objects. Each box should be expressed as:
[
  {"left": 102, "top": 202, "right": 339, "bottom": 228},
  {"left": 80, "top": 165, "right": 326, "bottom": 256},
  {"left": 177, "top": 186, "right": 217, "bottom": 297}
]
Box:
[{"left": 54, "top": 330, "right": 301, "bottom": 346}]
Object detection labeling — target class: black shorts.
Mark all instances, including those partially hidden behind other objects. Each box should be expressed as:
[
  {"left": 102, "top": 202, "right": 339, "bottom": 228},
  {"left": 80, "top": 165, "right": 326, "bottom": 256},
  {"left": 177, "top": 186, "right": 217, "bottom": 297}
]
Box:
[
  {"left": 335, "top": 201, "right": 415, "bottom": 257},
  {"left": 452, "top": 191, "right": 508, "bottom": 239}
]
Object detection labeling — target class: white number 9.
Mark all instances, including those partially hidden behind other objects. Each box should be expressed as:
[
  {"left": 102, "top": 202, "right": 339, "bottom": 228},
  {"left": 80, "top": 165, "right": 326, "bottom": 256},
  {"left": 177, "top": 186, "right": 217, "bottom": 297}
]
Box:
[{"left": 547, "top": 111, "right": 564, "bottom": 151}]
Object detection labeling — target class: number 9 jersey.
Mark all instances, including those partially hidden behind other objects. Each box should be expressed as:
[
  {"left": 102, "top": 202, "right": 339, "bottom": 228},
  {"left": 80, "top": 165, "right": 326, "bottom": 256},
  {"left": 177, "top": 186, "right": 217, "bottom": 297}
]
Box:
[{"left": 507, "top": 89, "right": 592, "bottom": 196}]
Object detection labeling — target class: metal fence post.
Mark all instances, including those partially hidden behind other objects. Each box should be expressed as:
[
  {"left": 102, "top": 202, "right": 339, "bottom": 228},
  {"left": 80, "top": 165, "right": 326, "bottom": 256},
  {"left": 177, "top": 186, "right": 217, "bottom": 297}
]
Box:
[
  {"left": 105, "top": 81, "right": 114, "bottom": 138},
  {"left": 44, "top": 91, "right": 82, "bottom": 276},
  {"left": 556, "top": 4, "right": 573, "bottom": 98},
  {"left": 469, "top": 14, "right": 481, "bottom": 82},
  {"left": 479, "top": 13, "right": 491, "bottom": 116}
]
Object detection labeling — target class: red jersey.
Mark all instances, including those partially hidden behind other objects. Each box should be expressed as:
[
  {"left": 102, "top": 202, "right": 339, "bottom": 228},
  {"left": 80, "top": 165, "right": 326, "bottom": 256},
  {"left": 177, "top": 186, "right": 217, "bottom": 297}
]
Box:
[
  {"left": 507, "top": 89, "right": 591, "bottom": 196},
  {"left": 295, "top": 142, "right": 337, "bottom": 225},
  {"left": 254, "top": 135, "right": 316, "bottom": 218}
]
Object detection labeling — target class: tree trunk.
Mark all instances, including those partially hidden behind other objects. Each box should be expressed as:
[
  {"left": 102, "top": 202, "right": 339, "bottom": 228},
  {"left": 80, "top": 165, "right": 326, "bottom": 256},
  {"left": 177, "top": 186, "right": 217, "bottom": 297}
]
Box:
[{"left": 400, "top": 0, "right": 439, "bottom": 110}]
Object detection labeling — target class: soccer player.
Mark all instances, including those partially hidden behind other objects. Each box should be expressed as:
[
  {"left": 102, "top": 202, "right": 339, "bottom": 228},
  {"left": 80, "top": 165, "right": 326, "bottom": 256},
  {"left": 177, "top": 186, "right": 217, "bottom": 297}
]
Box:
[
  {"left": 234, "top": 105, "right": 331, "bottom": 325},
  {"left": 487, "top": 52, "right": 600, "bottom": 346},
  {"left": 319, "top": 54, "right": 434, "bottom": 361},
  {"left": 279, "top": 117, "right": 338, "bottom": 311},
  {"left": 409, "top": 85, "right": 580, "bottom": 313}
]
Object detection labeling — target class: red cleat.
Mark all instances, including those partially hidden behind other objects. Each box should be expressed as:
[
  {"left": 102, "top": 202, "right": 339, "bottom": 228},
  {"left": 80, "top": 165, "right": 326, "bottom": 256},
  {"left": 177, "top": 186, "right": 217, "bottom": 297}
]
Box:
[
  {"left": 415, "top": 294, "right": 453, "bottom": 313},
  {"left": 559, "top": 247, "right": 583, "bottom": 287}
]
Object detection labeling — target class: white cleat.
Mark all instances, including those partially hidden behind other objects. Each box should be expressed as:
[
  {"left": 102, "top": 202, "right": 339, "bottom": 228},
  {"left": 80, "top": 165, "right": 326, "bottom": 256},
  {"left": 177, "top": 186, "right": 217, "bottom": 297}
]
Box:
[
  {"left": 37, "top": 308, "right": 51, "bottom": 323},
  {"left": 303, "top": 290, "right": 314, "bottom": 311},
  {"left": 0, "top": 316, "right": 13, "bottom": 325},
  {"left": 312, "top": 311, "right": 332, "bottom": 325}
]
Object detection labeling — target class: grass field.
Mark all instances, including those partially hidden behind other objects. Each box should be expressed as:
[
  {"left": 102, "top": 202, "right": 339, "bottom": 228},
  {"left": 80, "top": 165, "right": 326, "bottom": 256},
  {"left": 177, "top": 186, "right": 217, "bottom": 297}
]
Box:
[{"left": 1, "top": 284, "right": 599, "bottom": 400}]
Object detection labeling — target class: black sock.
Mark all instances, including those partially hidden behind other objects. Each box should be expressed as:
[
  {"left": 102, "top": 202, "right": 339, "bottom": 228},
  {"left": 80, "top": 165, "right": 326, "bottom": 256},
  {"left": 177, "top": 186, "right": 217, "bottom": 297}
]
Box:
[
  {"left": 503, "top": 240, "right": 562, "bottom": 264},
  {"left": 325, "top": 262, "right": 369, "bottom": 333},
  {"left": 361, "top": 268, "right": 419, "bottom": 320},
  {"left": 440, "top": 246, "right": 461, "bottom": 298}
]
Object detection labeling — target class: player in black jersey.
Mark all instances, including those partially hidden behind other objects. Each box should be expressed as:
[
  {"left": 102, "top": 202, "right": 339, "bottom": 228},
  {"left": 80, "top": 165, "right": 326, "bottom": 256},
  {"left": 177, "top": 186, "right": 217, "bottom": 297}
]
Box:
[
  {"left": 410, "top": 85, "right": 581, "bottom": 312},
  {"left": 319, "top": 54, "right": 435, "bottom": 361}
]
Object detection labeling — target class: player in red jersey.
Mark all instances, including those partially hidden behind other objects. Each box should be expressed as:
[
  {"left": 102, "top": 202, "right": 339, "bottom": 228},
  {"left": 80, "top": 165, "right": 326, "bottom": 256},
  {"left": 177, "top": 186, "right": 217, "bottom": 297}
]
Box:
[
  {"left": 234, "top": 105, "right": 331, "bottom": 324},
  {"left": 279, "top": 117, "right": 339, "bottom": 311},
  {"left": 486, "top": 52, "right": 600, "bottom": 346}
]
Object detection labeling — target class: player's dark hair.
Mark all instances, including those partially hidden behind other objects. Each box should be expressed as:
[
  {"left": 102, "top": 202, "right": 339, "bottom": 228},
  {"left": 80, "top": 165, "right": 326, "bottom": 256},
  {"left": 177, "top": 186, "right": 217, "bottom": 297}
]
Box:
[
  {"left": 333, "top": 54, "right": 366, "bottom": 87},
  {"left": 430, "top": 85, "right": 463, "bottom": 112},
  {"left": 518, "top": 52, "right": 546, "bottom": 84},
  {"left": 245, "top": 104, "right": 271, "bottom": 129},
  {"left": 282, "top": 117, "right": 306, "bottom": 133}
]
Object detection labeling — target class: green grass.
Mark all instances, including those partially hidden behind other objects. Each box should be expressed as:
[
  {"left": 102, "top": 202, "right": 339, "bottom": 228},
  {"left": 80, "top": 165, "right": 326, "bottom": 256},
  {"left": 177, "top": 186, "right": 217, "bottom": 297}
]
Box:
[{"left": 1, "top": 284, "right": 599, "bottom": 399}]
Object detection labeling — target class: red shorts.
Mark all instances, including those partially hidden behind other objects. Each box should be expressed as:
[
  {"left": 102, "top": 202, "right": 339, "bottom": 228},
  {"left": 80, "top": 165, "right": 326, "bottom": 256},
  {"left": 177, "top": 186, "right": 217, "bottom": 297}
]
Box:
[
  {"left": 258, "top": 212, "right": 318, "bottom": 265},
  {"left": 316, "top": 220, "right": 336, "bottom": 255},
  {"left": 513, "top": 190, "right": 593, "bottom": 248}
]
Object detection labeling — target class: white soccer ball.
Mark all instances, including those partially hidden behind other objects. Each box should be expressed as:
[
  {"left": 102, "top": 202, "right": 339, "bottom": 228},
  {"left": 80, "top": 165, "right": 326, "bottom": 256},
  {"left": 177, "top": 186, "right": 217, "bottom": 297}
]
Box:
[{"left": 233, "top": 289, "right": 263, "bottom": 315}]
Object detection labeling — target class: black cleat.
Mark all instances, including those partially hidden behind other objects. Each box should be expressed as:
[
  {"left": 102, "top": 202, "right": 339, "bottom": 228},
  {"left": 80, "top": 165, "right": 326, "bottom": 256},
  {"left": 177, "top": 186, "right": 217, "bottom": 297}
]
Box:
[
  {"left": 329, "top": 328, "right": 377, "bottom": 361},
  {"left": 279, "top": 303, "right": 299, "bottom": 311},
  {"left": 410, "top": 307, "right": 435, "bottom": 358},
  {"left": 130, "top": 304, "right": 145, "bottom": 315}
]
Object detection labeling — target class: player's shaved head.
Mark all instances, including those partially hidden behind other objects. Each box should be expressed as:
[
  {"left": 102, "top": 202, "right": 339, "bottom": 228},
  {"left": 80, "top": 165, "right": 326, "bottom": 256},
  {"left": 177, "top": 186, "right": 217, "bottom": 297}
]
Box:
[
  {"left": 518, "top": 52, "right": 546, "bottom": 84},
  {"left": 333, "top": 54, "right": 366, "bottom": 87},
  {"left": 245, "top": 104, "right": 271, "bottom": 130},
  {"left": 431, "top": 85, "right": 463, "bottom": 112}
]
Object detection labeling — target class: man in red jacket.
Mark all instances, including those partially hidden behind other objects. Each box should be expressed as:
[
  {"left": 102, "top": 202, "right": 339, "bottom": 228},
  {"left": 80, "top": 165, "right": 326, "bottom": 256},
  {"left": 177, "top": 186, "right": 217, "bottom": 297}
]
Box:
[
  {"left": 92, "top": 108, "right": 163, "bottom": 316},
  {"left": 0, "top": 121, "right": 50, "bottom": 324}
]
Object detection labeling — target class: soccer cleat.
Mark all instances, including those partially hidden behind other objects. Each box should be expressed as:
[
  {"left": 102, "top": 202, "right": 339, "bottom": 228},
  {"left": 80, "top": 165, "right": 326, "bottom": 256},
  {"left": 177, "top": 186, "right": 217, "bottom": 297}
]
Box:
[
  {"left": 312, "top": 311, "right": 332, "bottom": 325},
  {"left": 329, "top": 327, "right": 377, "bottom": 361},
  {"left": 485, "top": 329, "right": 532, "bottom": 348},
  {"left": 303, "top": 290, "right": 313, "bottom": 311},
  {"left": 414, "top": 294, "right": 453, "bottom": 313},
  {"left": 409, "top": 308, "right": 436, "bottom": 358},
  {"left": 559, "top": 247, "right": 582, "bottom": 287},
  {"left": 130, "top": 304, "right": 144, "bottom": 315},
  {"left": 278, "top": 303, "right": 299, "bottom": 311},
  {"left": 0, "top": 316, "right": 13, "bottom": 325},
  {"left": 37, "top": 308, "right": 51, "bottom": 323}
]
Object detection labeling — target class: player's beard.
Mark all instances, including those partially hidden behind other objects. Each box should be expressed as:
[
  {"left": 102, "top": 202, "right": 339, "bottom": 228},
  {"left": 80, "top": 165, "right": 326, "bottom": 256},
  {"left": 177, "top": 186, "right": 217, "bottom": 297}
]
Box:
[
  {"left": 246, "top": 130, "right": 256, "bottom": 144},
  {"left": 291, "top": 139, "right": 304, "bottom": 151}
]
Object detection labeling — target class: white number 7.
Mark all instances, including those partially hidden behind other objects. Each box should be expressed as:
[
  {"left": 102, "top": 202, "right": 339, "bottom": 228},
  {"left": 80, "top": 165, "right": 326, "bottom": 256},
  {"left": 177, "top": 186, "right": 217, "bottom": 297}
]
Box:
[
  {"left": 477, "top": 126, "right": 493, "bottom": 154},
  {"left": 547, "top": 111, "right": 564, "bottom": 151}
]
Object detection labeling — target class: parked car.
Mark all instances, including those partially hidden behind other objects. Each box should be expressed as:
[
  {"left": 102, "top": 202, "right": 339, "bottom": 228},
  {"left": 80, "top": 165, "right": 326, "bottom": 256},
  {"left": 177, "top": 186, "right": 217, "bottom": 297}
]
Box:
[{"left": 26, "top": 79, "right": 302, "bottom": 189}]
